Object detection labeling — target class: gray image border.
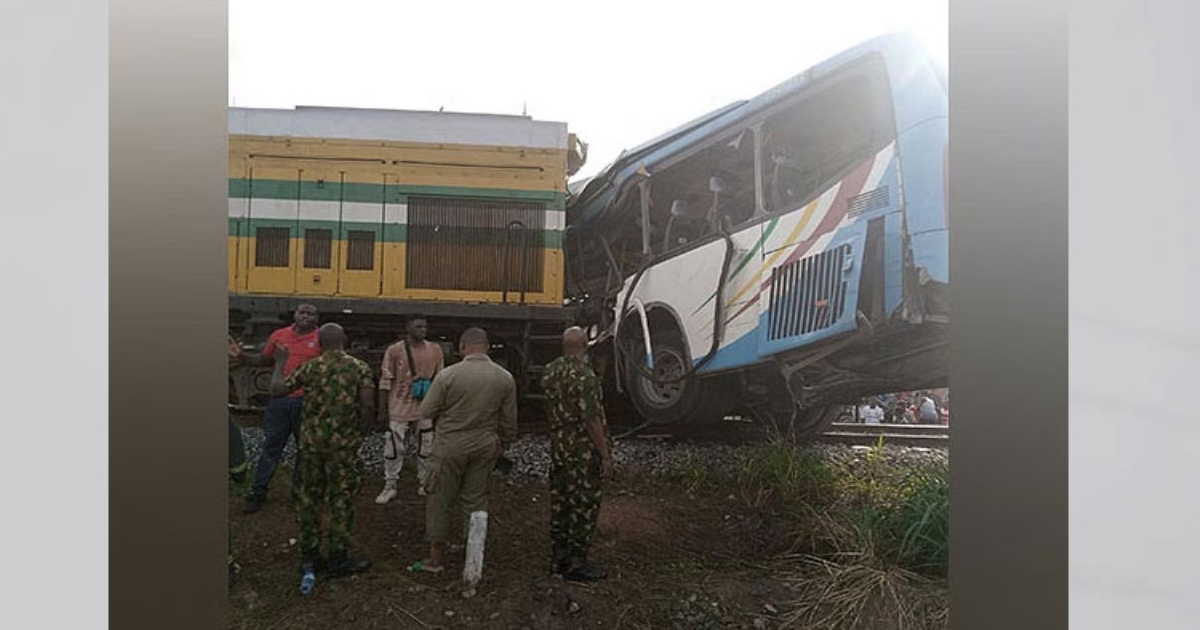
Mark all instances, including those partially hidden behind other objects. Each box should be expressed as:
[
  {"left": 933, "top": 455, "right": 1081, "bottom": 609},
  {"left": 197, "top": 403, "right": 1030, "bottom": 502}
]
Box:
[
  {"left": 110, "top": 0, "right": 229, "bottom": 627},
  {"left": 949, "top": 0, "right": 1068, "bottom": 628}
]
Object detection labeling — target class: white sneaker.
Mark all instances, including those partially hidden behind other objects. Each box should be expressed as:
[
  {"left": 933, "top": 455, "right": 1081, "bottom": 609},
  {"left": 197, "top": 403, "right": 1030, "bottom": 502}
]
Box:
[
  {"left": 417, "top": 486, "right": 427, "bottom": 497},
  {"left": 375, "top": 484, "right": 398, "bottom": 504}
]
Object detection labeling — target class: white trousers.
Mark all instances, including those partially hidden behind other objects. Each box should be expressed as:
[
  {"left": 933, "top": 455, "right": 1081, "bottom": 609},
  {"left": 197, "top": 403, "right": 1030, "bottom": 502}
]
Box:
[{"left": 382, "top": 419, "right": 434, "bottom": 486}]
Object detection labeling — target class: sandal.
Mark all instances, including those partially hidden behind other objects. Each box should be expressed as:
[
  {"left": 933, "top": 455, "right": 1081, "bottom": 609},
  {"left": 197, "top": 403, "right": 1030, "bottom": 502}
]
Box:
[{"left": 409, "top": 560, "right": 445, "bottom": 574}]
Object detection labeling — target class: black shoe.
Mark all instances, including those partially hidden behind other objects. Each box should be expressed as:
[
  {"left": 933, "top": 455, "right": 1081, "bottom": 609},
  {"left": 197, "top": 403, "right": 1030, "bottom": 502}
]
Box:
[
  {"left": 242, "top": 494, "right": 265, "bottom": 514},
  {"left": 565, "top": 562, "right": 607, "bottom": 582},
  {"left": 551, "top": 546, "right": 569, "bottom": 575},
  {"left": 326, "top": 552, "right": 371, "bottom": 577},
  {"left": 300, "top": 553, "right": 328, "bottom": 573}
]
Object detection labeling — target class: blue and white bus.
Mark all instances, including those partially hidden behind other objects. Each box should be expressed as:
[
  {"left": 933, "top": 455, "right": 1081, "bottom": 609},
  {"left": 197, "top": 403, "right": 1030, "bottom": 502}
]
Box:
[{"left": 567, "top": 32, "right": 948, "bottom": 438}]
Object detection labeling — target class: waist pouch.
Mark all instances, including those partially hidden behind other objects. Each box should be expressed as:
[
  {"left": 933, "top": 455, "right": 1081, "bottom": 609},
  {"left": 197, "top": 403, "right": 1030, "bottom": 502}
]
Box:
[{"left": 411, "top": 377, "right": 433, "bottom": 401}]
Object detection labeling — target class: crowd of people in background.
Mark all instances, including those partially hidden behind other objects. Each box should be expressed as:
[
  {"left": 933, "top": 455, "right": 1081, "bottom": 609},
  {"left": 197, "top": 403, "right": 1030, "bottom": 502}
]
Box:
[
  {"left": 853, "top": 389, "right": 950, "bottom": 425},
  {"left": 227, "top": 306, "right": 613, "bottom": 596}
]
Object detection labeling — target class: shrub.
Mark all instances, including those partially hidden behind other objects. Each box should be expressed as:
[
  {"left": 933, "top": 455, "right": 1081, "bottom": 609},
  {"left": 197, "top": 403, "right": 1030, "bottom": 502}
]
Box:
[
  {"left": 735, "top": 438, "right": 839, "bottom": 509},
  {"left": 889, "top": 459, "right": 950, "bottom": 577}
]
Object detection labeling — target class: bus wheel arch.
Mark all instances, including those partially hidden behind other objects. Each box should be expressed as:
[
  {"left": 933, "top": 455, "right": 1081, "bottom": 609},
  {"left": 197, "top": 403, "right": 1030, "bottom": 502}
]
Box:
[{"left": 620, "top": 309, "right": 737, "bottom": 425}]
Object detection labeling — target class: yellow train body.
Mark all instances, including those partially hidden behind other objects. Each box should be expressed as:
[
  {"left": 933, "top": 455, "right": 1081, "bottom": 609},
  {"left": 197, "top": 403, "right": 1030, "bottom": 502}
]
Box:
[{"left": 227, "top": 107, "right": 579, "bottom": 307}]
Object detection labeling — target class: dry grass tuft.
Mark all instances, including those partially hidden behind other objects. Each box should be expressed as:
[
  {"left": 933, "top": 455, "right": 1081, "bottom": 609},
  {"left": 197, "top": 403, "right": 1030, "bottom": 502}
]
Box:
[{"left": 777, "top": 555, "right": 949, "bottom": 630}]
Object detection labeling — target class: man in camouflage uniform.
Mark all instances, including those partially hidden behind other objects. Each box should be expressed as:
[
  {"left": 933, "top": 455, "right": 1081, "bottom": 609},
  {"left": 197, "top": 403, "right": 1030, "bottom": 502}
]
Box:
[
  {"left": 228, "top": 411, "right": 248, "bottom": 585},
  {"left": 541, "top": 326, "right": 613, "bottom": 581},
  {"left": 270, "top": 323, "right": 376, "bottom": 595},
  {"left": 228, "top": 339, "right": 249, "bottom": 585}
]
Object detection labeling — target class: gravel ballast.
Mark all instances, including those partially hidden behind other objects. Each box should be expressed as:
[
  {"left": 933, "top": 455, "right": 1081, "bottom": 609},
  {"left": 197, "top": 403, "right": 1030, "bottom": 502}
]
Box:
[{"left": 237, "top": 427, "right": 947, "bottom": 481}]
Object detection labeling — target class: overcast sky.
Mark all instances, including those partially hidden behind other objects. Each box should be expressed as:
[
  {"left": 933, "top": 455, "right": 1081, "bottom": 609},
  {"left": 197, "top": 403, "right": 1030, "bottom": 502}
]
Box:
[{"left": 230, "top": 0, "right": 947, "bottom": 181}]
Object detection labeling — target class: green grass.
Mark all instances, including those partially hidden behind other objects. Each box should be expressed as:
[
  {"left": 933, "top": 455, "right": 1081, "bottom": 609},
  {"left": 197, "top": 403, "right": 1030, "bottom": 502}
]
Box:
[
  {"left": 664, "top": 448, "right": 712, "bottom": 493},
  {"left": 734, "top": 438, "right": 839, "bottom": 510},
  {"left": 889, "top": 459, "right": 950, "bottom": 577},
  {"left": 732, "top": 438, "right": 950, "bottom": 629}
]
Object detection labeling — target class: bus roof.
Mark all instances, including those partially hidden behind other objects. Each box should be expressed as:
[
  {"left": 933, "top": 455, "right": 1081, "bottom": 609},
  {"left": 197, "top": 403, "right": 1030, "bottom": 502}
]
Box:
[{"left": 568, "top": 31, "right": 940, "bottom": 230}]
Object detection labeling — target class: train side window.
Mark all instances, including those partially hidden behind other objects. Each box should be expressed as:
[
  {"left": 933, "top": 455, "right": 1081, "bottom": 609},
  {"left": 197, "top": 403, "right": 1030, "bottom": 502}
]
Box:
[
  {"left": 346, "top": 230, "right": 376, "bottom": 270},
  {"left": 304, "top": 229, "right": 333, "bottom": 269},
  {"left": 254, "top": 227, "right": 290, "bottom": 267}
]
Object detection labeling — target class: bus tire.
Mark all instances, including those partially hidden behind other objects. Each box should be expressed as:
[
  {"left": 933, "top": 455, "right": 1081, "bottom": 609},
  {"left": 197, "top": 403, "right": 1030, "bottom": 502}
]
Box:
[
  {"left": 790, "top": 405, "right": 841, "bottom": 442},
  {"left": 626, "top": 329, "right": 707, "bottom": 425}
]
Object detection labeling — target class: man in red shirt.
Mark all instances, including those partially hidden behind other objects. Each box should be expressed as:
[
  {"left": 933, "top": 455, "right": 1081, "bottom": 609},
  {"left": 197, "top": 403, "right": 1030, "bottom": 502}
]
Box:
[{"left": 230, "top": 304, "right": 322, "bottom": 514}]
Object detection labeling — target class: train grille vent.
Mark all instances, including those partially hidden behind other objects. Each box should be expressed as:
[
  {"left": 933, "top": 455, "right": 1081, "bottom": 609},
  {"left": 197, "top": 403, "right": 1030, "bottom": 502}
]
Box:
[{"left": 406, "top": 196, "right": 546, "bottom": 293}]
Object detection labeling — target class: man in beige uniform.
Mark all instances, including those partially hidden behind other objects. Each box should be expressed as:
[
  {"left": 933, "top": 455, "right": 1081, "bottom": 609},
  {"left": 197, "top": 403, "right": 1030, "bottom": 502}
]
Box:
[
  {"left": 411, "top": 327, "right": 517, "bottom": 591},
  {"left": 375, "top": 314, "right": 444, "bottom": 503}
]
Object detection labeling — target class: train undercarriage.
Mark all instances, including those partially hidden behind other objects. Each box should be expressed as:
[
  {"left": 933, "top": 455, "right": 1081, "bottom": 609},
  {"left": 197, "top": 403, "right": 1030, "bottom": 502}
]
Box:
[{"left": 227, "top": 295, "right": 582, "bottom": 414}]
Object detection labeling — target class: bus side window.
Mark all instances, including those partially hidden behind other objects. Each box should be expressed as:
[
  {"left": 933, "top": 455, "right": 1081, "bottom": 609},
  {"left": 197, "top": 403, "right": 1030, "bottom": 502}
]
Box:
[
  {"left": 759, "top": 65, "right": 882, "bottom": 215},
  {"left": 648, "top": 139, "right": 757, "bottom": 254},
  {"left": 662, "top": 197, "right": 706, "bottom": 252}
]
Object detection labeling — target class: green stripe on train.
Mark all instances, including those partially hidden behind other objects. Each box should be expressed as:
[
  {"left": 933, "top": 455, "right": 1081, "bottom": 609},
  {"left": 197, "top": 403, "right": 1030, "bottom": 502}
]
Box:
[
  {"left": 229, "top": 218, "right": 563, "bottom": 248},
  {"left": 228, "top": 179, "right": 567, "bottom": 210}
]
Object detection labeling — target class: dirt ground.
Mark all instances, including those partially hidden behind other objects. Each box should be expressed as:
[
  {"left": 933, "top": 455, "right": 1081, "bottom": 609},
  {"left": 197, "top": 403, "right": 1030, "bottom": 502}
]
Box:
[{"left": 229, "top": 462, "right": 799, "bottom": 630}]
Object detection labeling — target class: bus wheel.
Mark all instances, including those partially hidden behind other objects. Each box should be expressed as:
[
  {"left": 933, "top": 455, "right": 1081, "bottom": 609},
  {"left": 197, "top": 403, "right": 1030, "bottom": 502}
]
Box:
[
  {"left": 627, "top": 330, "right": 703, "bottom": 425},
  {"left": 748, "top": 401, "right": 839, "bottom": 443},
  {"left": 789, "top": 405, "right": 840, "bottom": 442}
]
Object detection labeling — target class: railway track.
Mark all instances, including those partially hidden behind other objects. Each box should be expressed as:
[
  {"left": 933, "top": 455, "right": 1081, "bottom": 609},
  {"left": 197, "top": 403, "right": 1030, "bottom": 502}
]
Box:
[
  {"left": 235, "top": 405, "right": 949, "bottom": 448},
  {"left": 817, "top": 422, "right": 949, "bottom": 447},
  {"left": 594, "top": 419, "right": 949, "bottom": 448},
  {"left": 568, "top": 417, "right": 951, "bottom": 449}
]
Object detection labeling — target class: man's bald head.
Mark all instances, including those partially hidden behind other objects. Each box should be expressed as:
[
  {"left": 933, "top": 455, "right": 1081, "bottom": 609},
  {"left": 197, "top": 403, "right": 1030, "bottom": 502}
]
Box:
[
  {"left": 318, "top": 323, "right": 347, "bottom": 350},
  {"left": 459, "top": 327, "right": 489, "bottom": 355},
  {"left": 562, "top": 326, "right": 588, "bottom": 356}
]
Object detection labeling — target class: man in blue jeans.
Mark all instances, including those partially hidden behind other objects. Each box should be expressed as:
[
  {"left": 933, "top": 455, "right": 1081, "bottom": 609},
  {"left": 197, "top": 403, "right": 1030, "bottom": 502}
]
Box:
[{"left": 230, "top": 304, "right": 321, "bottom": 514}]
